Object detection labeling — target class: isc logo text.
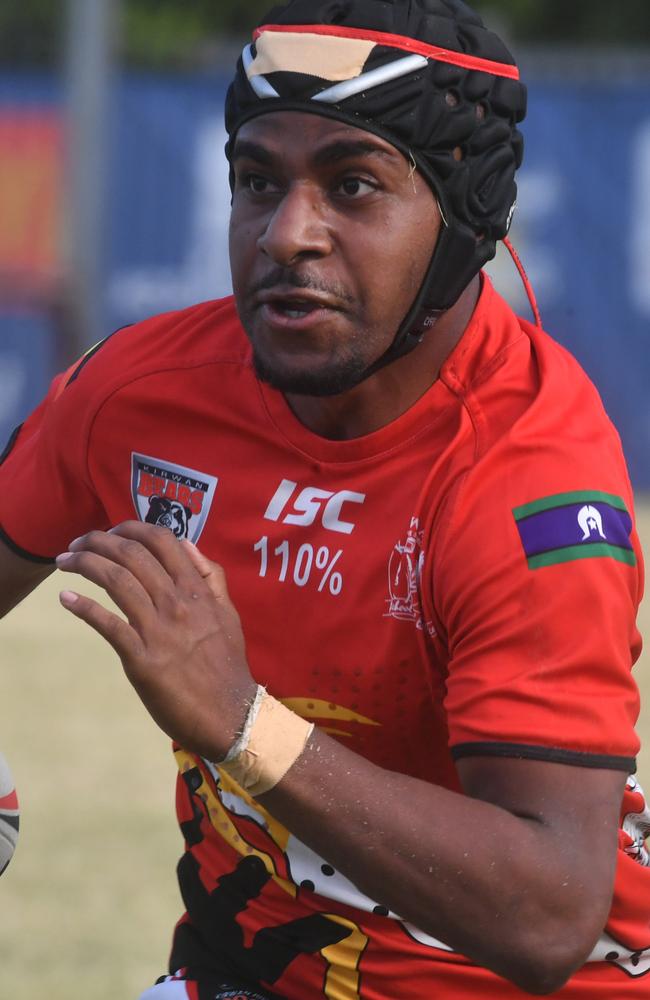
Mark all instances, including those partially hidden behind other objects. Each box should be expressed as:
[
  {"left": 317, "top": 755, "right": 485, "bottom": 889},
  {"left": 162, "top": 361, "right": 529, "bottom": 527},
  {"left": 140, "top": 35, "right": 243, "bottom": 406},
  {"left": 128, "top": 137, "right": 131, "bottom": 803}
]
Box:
[{"left": 264, "top": 479, "right": 366, "bottom": 535}]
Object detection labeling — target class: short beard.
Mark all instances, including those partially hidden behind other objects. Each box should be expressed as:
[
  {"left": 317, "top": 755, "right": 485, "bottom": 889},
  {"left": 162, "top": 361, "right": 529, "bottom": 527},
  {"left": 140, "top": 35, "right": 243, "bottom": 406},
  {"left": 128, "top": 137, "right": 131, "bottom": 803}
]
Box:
[
  {"left": 240, "top": 267, "right": 373, "bottom": 395},
  {"left": 252, "top": 349, "right": 372, "bottom": 397}
]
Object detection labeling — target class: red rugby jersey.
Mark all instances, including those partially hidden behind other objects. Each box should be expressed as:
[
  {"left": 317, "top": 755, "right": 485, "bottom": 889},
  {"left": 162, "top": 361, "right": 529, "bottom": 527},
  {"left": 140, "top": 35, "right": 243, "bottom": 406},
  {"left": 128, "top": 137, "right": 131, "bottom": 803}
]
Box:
[{"left": 0, "top": 277, "right": 648, "bottom": 997}]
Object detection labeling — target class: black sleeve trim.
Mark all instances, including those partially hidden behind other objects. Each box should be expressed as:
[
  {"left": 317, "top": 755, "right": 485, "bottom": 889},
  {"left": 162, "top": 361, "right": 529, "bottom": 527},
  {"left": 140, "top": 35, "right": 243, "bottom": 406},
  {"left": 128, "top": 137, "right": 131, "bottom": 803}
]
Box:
[
  {"left": 451, "top": 741, "right": 636, "bottom": 772},
  {"left": 0, "top": 424, "right": 23, "bottom": 466},
  {"left": 0, "top": 524, "right": 55, "bottom": 565},
  {"left": 65, "top": 324, "right": 132, "bottom": 389}
]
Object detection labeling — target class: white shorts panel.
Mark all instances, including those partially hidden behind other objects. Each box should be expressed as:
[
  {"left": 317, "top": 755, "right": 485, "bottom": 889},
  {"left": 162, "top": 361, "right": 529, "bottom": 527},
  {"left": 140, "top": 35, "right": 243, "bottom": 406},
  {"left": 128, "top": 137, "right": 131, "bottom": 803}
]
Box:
[{"left": 137, "top": 982, "right": 189, "bottom": 1000}]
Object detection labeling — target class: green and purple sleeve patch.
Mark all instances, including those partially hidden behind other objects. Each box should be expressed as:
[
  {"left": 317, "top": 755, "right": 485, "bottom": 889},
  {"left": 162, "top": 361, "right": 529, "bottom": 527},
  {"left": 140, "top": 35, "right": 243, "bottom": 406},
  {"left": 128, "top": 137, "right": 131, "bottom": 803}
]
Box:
[{"left": 513, "top": 491, "right": 636, "bottom": 570}]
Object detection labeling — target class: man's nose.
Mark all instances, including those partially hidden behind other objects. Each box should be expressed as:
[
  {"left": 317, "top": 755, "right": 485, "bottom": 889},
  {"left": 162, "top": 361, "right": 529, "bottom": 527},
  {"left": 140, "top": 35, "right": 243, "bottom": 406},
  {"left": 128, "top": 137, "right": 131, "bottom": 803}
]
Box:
[{"left": 257, "top": 183, "right": 332, "bottom": 266}]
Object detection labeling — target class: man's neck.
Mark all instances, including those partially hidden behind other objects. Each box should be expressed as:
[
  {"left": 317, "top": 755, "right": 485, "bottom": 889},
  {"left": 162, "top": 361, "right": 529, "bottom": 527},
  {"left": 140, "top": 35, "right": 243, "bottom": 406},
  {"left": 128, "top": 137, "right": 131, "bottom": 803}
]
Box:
[{"left": 284, "top": 275, "right": 481, "bottom": 440}]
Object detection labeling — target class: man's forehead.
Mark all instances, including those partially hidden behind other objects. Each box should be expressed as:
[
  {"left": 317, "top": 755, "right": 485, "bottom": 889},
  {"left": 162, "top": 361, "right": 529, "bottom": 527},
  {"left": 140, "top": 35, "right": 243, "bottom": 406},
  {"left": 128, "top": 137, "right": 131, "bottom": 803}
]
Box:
[{"left": 232, "top": 112, "right": 405, "bottom": 162}]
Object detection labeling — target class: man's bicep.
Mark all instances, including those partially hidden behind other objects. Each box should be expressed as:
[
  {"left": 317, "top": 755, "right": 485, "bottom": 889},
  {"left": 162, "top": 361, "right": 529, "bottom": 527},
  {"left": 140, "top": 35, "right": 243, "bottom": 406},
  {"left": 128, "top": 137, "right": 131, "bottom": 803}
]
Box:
[
  {"left": 456, "top": 755, "right": 627, "bottom": 948},
  {"left": 0, "top": 536, "right": 54, "bottom": 617},
  {"left": 458, "top": 754, "right": 627, "bottom": 825},
  {"left": 458, "top": 754, "right": 625, "bottom": 905}
]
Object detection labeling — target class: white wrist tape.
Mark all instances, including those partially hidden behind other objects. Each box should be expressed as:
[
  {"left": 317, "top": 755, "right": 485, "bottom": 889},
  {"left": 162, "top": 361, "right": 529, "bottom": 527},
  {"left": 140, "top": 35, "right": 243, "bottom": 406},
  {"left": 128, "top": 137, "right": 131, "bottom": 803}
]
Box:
[
  {"left": 222, "top": 684, "right": 267, "bottom": 764},
  {"left": 219, "top": 685, "right": 314, "bottom": 797}
]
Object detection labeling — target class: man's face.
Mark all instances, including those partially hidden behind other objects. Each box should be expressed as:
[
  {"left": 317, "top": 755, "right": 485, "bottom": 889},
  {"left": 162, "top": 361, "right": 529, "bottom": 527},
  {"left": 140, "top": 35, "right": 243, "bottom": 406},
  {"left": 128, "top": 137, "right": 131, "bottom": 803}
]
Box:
[{"left": 229, "top": 112, "right": 442, "bottom": 396}]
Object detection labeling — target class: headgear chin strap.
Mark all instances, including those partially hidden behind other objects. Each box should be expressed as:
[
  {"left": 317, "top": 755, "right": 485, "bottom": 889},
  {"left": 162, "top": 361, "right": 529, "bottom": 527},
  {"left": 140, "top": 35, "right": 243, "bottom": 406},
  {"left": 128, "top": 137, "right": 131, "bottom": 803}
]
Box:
[{"left": 225, "top": 0, "right": 528, "bottom": 373}]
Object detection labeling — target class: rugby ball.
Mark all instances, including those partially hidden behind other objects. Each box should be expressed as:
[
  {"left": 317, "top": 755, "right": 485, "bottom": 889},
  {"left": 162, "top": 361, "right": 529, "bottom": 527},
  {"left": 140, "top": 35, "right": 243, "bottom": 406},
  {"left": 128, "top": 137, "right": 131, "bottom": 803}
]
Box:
[{"left": 0, "top": 751, "right": 19, "bottom": 874}]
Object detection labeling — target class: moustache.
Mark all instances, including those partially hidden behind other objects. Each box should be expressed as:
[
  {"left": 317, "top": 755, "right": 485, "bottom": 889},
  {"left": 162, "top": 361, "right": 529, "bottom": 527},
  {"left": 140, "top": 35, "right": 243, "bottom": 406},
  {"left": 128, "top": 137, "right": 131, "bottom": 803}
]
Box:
[{"left": 248, "top": 268, "right": 354, "bottom": 305}]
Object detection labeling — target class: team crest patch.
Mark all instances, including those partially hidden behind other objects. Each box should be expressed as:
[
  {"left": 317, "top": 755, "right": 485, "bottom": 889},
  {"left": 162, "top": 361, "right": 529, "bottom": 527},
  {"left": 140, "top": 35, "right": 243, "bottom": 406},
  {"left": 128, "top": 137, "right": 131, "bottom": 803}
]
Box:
[
  {"left": 384, "top": 516, "right": 436, "bottom": 637},
  {"left": 131, "top": 452, "right": 218, "bottom": 544},
  {"left": 513, "top": 490, "right": 636, "bottom": 570}
]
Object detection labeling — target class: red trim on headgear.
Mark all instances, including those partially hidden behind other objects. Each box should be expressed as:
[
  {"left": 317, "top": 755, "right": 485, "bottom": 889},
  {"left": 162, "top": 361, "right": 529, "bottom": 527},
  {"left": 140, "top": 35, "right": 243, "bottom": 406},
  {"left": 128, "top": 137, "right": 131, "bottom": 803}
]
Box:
[{"left": 252, "top": 23, "right": 520, "bottom": 81}]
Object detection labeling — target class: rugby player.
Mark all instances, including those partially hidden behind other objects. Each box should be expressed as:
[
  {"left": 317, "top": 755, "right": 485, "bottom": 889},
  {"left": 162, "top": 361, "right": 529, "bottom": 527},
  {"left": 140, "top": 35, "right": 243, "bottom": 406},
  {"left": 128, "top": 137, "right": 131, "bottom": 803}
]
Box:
[{"left": 0, "top": 1, "right": 648, "bottom": 996}]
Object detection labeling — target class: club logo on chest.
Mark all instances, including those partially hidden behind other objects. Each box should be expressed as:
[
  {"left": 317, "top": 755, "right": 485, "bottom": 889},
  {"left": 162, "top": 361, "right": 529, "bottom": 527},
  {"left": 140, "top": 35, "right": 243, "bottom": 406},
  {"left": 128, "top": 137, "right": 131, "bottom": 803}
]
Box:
[{"left": 131, "top": 452, "right": 218, "bottom": 544}]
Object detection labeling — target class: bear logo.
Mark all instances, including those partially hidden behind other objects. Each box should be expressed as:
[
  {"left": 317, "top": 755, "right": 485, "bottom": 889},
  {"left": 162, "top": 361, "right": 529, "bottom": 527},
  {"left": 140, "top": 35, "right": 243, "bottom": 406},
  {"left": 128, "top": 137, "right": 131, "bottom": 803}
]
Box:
[
  {"left": 145, "top": 495, "right": 192, "bottom": 539},
  {"left": 131, "top": 453, "right": 219, "bottom": 546}
]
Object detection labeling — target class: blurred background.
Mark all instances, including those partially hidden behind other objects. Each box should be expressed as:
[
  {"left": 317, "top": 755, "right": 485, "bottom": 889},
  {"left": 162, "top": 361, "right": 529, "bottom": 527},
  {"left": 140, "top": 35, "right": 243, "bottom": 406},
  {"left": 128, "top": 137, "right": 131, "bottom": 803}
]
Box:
[{"left": 0, "top": 3, "right": 649, "bottom": 998}]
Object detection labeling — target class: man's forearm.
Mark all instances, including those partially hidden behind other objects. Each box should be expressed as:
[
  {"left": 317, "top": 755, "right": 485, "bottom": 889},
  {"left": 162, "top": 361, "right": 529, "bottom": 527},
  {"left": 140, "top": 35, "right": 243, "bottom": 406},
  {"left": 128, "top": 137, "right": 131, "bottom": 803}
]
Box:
[{"left": 261, "top": 730, "right": 622, "bottom": 994}]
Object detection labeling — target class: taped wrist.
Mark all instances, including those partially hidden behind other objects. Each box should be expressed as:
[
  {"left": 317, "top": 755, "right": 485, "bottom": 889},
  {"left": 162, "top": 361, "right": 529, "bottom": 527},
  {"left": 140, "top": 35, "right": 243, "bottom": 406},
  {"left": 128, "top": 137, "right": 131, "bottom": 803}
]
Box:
[{"left": 218, "top": 686, "right": 313, "bottom": 797}]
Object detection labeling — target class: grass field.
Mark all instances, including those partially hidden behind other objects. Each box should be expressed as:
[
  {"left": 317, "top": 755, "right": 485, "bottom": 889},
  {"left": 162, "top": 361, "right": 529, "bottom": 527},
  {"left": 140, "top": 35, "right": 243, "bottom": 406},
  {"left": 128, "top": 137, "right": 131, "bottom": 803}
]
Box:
[{"left": 1, "top": 505, "right": 650, "bottom": 999}]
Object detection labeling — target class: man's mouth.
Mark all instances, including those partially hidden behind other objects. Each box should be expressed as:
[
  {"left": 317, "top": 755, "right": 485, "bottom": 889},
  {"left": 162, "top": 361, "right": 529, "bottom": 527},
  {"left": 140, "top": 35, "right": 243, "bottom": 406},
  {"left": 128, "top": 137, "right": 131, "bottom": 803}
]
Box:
[
  {"left": 255, "top": 287, "right": 344, "bottom": 314},
  {"left": 270, "top": 298, "right": 319, "bottom": 319},
  {"left": 268, "top": 299, "right": 310, "bottom": 319},
  {"left": 253, "top": 288, "right": 347, "bottom": 332}
]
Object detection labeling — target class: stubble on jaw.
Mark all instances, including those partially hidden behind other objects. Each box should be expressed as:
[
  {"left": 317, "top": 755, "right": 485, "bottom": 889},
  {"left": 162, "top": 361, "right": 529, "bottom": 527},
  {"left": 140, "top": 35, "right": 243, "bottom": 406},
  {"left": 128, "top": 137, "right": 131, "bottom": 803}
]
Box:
[
  {"left": 239, "top": 268, "right": 374, "bottom": 396},
  {"left": 250, "top": 332, "right": 373, "bottom": 397}
]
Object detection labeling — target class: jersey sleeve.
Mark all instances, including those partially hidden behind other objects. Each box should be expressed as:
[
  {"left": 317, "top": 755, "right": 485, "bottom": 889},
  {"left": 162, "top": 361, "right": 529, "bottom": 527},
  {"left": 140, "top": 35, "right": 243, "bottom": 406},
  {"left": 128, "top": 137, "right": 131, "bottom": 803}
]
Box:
[
  {"left": 0, "top": 346, "right": 111, "bottom": 561},
  {"left": 431, "top": 438, "right": 643, "bottom": 771}
]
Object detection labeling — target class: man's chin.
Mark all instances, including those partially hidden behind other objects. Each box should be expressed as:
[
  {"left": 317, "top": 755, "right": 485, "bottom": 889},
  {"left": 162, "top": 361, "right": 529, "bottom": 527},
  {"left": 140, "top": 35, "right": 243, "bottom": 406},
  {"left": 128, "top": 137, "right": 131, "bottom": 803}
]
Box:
[{"left": 252, "top": 352, "right": 370, "bottom": 398}]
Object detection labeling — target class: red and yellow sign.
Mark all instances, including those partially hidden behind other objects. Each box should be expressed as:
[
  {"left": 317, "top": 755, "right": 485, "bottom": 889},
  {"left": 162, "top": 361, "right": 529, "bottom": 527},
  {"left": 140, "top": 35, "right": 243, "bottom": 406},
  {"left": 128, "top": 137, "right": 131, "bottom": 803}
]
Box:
[{"left": 0, "top": 110, "right": 63, "bottom": 295}]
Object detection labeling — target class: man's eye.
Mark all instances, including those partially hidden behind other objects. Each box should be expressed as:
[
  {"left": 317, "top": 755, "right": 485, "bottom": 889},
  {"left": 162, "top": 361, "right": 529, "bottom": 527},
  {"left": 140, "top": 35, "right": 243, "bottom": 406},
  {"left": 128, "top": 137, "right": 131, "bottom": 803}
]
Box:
[
  {"left": 243, "top": 174, "right": 276, "bottom": 194},
  {"left": 337, "top": 177, "right": 377, "bottom": 197}
]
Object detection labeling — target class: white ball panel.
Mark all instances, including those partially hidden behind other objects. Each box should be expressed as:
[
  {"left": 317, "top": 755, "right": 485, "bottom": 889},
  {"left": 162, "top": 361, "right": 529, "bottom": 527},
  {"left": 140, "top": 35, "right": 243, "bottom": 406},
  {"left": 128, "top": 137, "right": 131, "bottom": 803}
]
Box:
[{"left": 0, "top": 751, "right": 19, "bottom": 874}]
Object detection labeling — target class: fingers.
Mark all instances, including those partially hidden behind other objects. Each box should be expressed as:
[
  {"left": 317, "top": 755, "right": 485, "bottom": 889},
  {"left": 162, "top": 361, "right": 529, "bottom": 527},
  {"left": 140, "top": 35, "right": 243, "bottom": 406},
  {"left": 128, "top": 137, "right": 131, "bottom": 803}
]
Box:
[
  {"left": 108, "top": 521, "right": 203, "bottom": 587},
  {"left": 59, "top": 589, "right": 142, "bottom": 661},
  {"left": 57, "top": 521, "right": 232, "bottom": 622},
  {"left": 64, "top": 526, "right": 179, "bottom": 611},
  {"left": 181, "top": 539, "right": 230, "bottom": 602},
  {"left": 56, "top": 545, "right": 155, "bottom": 631}
]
